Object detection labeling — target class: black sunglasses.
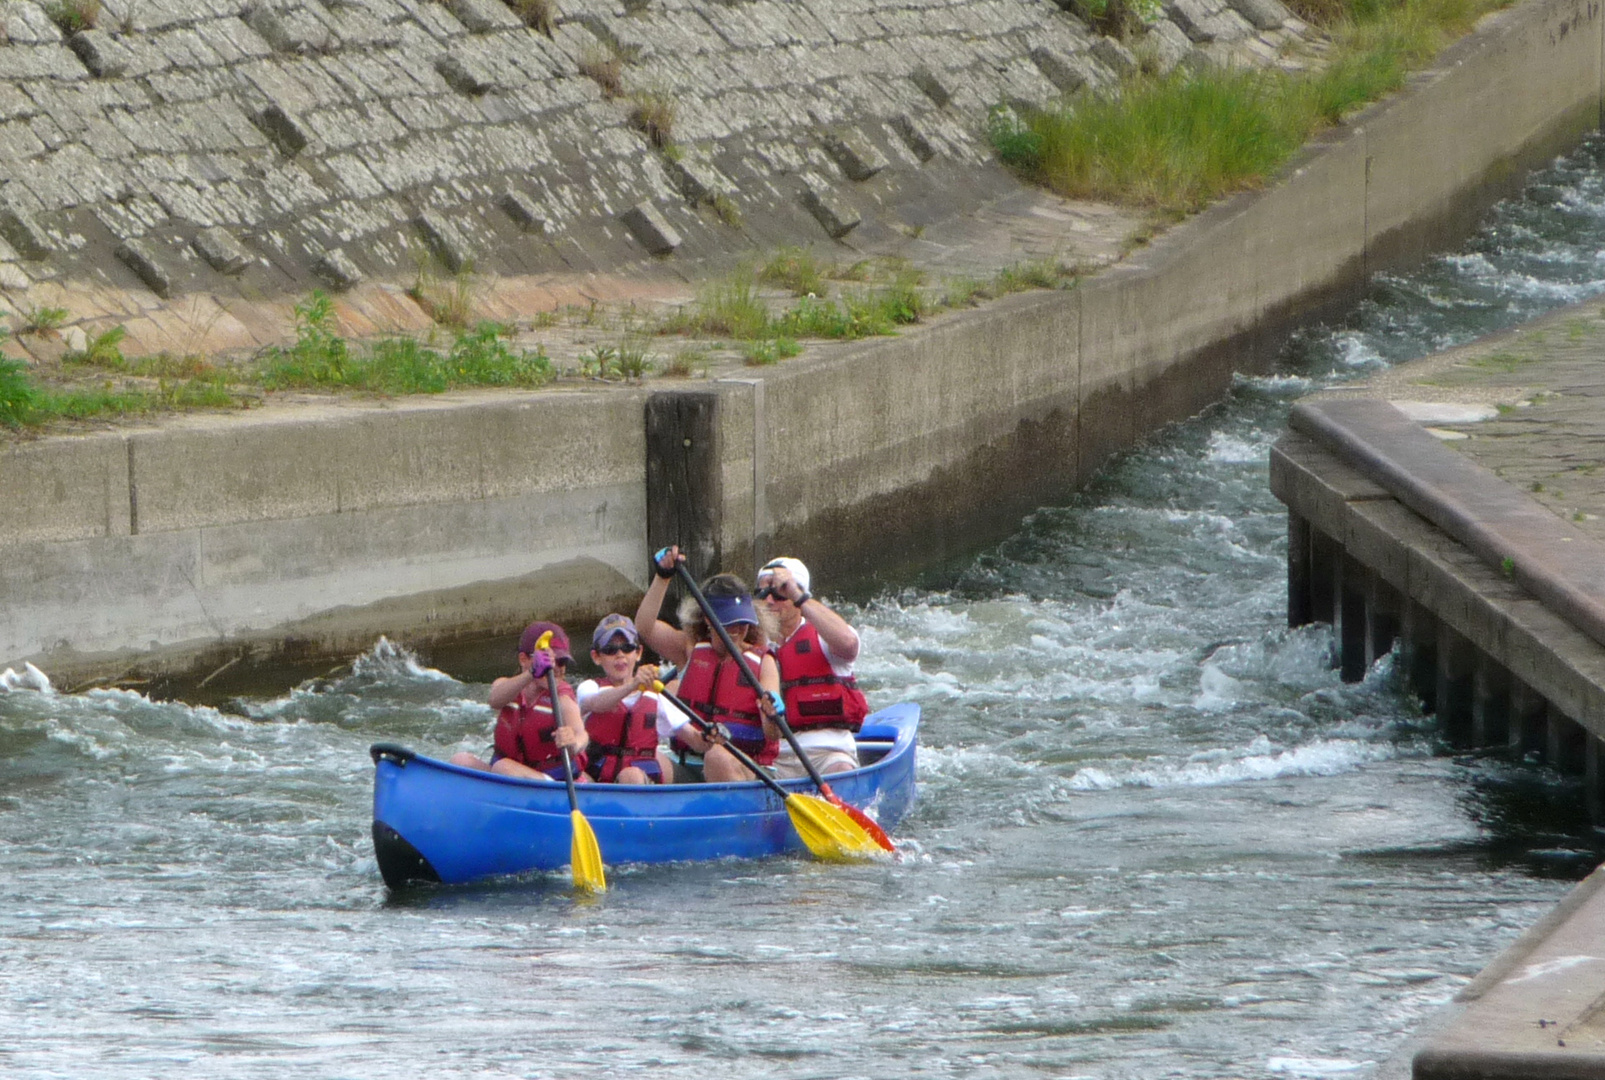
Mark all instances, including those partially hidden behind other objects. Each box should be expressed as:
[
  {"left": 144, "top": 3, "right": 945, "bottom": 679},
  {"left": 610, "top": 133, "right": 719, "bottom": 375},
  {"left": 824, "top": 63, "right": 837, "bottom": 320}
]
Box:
[
  {"left": 596, "top": 641, "right": 639, "bottom": 656},
  {"left": 754, "top": 586, "right": 781, "bottom": 600}
]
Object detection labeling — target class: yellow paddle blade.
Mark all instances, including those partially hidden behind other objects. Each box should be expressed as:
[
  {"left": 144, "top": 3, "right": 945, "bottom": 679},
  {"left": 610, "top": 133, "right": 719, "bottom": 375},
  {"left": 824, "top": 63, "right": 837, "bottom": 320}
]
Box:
[
  {"left": 784, "top": 792, "right": 885, "bottom": 861},
  {"left": 570, "top": 809, "right": 607, "bottom": 893}
]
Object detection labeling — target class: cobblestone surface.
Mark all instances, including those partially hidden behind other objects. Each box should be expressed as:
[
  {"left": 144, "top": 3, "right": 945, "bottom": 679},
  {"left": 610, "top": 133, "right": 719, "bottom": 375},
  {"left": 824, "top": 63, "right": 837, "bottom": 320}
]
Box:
[
  {"left": 0, "top": 0, "right": 1308, "bottom": 327},
  {"left": 1322, "top": 298, "right": 1605, "bottom": 547}
]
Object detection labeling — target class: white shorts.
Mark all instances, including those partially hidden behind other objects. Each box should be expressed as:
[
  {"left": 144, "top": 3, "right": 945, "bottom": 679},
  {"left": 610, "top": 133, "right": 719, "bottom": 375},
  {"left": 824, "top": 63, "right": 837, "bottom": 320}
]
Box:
[{"left": 772, "top": 744, "right": 859, "bottom": 780}]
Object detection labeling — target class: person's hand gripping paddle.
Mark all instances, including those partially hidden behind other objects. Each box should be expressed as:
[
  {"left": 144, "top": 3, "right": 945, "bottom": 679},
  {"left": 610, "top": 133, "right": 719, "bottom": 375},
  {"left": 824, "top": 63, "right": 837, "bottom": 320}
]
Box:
[
  {"left": 651, "top": 680, "right": 877, "bottom": 861},
  {"left": 672, "top": 562, "right": 895, "bottom": 854},
  {"left": 535, "top": 631, "right": 606, "bottom": 893}
]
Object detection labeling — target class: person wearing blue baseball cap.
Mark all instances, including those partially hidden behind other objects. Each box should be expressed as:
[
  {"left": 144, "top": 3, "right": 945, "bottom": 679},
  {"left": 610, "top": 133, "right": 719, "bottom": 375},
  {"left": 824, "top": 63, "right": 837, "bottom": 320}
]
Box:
[{"left": 634, "top": 545, "right": 782, "bottom": 783}]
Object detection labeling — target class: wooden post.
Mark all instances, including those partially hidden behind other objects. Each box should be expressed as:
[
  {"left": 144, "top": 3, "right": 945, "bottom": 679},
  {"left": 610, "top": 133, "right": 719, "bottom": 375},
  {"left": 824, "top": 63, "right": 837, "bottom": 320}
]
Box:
[
  {"left": 1365, "top": 574, "right": 1401, "bottom": 670},
  {"left": 1471, "top": 657, "right": 1509, "bottom": 749},
  {"left": 646, "top": 389, "right": 723, "bottom": 580},
  {"left": 1289, "top": 512, "right": 1313, "bottom": 628},
  {"left": 1401, "top": 601, "right": 1438, "bottom": 714},
  {"left": 1507, "top": 680, "right": 1547, "bottom": 759},
  {"left": 1339, "top": 555, "right": 1367, "bottom": 683},
  {"left": 1435, "top": 624, "right": 1475, "bottom": 744}
]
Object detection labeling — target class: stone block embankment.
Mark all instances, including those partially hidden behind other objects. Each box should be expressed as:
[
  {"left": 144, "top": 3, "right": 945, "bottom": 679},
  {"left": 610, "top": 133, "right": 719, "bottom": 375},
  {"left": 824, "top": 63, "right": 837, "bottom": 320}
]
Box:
[
  {"left": 0, "top": 0, "right": 1303, "bottom": 319},
  {"left": 3, "top": 0, "right": 1604, "bottom": 686}
]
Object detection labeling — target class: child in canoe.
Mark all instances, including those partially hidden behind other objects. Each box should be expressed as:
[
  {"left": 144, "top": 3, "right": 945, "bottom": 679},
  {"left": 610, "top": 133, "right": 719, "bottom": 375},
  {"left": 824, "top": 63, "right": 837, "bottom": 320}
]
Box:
[
  {"left": 574, "top": 614, "right": 680, "bottom": 784},
  {"left": 451, "top": 621, "right": 589, "bottom": 781},
  {"left": 634, "top": 546, "right": 782, "bottom": 783}
]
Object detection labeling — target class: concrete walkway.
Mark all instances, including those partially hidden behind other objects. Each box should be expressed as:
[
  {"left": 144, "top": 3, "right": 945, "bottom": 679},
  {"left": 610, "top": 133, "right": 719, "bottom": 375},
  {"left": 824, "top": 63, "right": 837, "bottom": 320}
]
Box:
[{"left": 1288, "top": 295, "right": 1605, "bottom": 1077}]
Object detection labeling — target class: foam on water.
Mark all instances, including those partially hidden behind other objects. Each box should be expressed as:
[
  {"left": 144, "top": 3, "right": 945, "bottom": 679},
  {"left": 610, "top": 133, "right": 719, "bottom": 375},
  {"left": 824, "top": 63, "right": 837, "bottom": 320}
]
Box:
[{"left": 9, "top": 125, "right": 1605, "bottom": 1080}]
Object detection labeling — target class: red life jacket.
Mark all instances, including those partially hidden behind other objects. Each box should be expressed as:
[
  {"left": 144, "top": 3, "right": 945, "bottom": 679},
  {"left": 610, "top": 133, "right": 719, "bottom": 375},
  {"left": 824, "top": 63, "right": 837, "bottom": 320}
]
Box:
[
  {"left": 493, "top": 679, "right": 578, "bottom": 773},
  {"left": 584, "top": 691, "right": 660, "bottom": 782},
  {"left": 775, "top": 621, "right": 868, "bottom": 733},
  {"left": 673, "top": 642, "right": 779, "bottom": 766}
]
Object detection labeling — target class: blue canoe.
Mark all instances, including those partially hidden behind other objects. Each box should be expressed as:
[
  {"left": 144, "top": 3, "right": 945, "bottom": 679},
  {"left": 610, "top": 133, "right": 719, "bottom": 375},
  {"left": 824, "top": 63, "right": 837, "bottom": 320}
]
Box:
[{"left": 369, "top": 702, "right": 919, "bottom": 887}]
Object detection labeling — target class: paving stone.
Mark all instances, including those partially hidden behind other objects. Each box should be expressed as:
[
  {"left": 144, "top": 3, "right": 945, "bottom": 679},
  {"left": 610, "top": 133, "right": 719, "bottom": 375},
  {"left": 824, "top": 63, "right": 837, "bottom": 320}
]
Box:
[
  {"left": 1167, "top": 0, "right": 1246, "bottom": 42},
  {"left": 312, "top": 246, "right": 363, "bottom": 289},
  {"left": 663, "top": 155, "right": 728, "bottom": 205},
  {"left": 821, "top": 127, "right": 888, "bottom": 181},
  {"left": 619, "top": 201, "right": 681, "bottom": 255},
  {"left": 1145, "top": 19, "right": 1199, "bottom": 73},
  {"left": 1030, "top": 46, "right": 1103, "bottom": 93},
  {"left": 414, "top": 209, "right": 474, "bottom": 271},
  {"left": 1090, "top": 35, "right": 1138, "bottom": 78},
  {"left": 436, "top": 49, "right": 497, "bottom": 94},
  {"left": 1228, "top": 0, "right": 1290, "bottom": 30},
  {"left": 116, "top": 238, "right": 173, "bottom": 297},
  {"left": 499, "top": 188, "right": 548, "bottom": 233},
  {"left": 246, "top": 103, "right": 308, "bottom": 158},
  {"left": 889, "top": 113, "right": 936, "bottom": 162},
  {"left": 799, "top": 173, "right": 858, "bottom": 239},
  {"left": 0, "top": 202, "right": 52, "bottom": 259},
  {"left": 193, "top": 226, "right": 254, "bottom": 274},
  {"left": 67, "top": 30, "right": 132, "bottom": 79}
]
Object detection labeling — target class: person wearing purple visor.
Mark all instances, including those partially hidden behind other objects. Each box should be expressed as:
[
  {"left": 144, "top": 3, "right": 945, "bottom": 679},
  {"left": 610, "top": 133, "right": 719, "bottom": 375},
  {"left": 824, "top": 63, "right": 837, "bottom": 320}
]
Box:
[{"left": 634, "top": 545, "right": 782, "bottom": 783}]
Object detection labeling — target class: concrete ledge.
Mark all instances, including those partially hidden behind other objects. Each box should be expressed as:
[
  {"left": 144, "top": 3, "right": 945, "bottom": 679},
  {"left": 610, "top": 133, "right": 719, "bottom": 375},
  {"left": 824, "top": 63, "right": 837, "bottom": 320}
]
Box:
[
  {"left": 1290, "top": 399, "right": 1605, "bottom": 657},
  {"left": 1411, "top": 867, "right": 1605, "bottom": 1078}
]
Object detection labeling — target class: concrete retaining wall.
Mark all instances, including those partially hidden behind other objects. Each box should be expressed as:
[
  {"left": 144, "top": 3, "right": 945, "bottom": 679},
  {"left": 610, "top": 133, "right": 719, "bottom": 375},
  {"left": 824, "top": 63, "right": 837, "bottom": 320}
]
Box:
[{"left": 4, "top": 0, "right": 1603, "bottom": 686}]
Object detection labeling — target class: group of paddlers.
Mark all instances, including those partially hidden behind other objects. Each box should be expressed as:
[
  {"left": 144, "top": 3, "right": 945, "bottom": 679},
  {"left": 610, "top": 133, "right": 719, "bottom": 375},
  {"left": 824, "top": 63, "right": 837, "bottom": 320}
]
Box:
[{"left": 451, "top": 547, "right": 869, "bottom": 785}]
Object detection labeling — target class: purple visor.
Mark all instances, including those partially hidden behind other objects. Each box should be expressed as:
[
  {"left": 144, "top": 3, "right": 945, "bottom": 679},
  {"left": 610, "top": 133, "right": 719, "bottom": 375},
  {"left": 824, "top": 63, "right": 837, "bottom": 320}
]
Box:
[{"left": 706, "top": 593, "right": 758, "bottom": 627}]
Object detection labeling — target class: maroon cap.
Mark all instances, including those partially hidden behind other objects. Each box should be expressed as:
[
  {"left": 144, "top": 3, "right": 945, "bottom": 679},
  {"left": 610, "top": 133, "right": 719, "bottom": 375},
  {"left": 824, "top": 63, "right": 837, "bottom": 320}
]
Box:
[{"left": 517, "top": 621, "right": 572, "bottom": 663}]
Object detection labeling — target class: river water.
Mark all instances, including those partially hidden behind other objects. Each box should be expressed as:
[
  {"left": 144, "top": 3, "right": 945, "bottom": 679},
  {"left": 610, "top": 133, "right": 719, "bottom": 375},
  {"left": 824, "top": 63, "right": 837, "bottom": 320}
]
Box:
[{"left": 9, "top": 138, "right": 1605, "bottom": 1080}]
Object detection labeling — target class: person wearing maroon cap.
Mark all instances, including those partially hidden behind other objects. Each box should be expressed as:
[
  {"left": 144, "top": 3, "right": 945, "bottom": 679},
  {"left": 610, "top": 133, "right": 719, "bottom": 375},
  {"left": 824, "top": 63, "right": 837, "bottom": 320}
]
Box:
[{"left": 450, "top": 620, "right": 589, "bottom": 781}]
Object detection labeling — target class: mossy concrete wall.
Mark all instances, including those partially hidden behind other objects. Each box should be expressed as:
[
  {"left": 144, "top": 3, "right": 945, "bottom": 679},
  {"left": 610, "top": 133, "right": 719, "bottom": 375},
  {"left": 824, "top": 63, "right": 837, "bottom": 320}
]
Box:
[{"left": 3, "top": 0, "right": 1602, "bottom": 686}]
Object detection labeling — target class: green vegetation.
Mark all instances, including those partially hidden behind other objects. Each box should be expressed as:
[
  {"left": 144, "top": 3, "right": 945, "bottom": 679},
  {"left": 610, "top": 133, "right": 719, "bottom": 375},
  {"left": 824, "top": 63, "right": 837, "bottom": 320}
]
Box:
[
  {"left": 578, "top": 342, "right": 655, "bottom": 380},
  {"left": 256, "top": 294, "right": 552, "bottom": 394},
  {"left": 44, "top": 0, "right": 99, "bottom": 33},
  {"left": 759, "top": 248, "right": 830, "bottom": 297},
  {"left": 742, "top": 337, "right": 801, "bottom": 366},
  {"left": 661, "top": 348, "right": 707, "bottom": 378},
  {"left": 992, "top": 0, "right": 1511, "bottom": 213},
  {"left": 629, "top": 90, "right": 676, "bottom": 149},
  {"left": 1501, "top": 555, "right": 1516, "bottom": 579},
  {"left": 15, "top": 305, "right": 69, "bottom": 336}
]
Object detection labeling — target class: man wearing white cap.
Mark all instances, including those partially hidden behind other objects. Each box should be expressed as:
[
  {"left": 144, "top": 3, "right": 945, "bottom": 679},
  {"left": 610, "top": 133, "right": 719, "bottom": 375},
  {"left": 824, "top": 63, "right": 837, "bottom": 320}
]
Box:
[{"left": 755, "top": 556, "right": 870, "bottom": 778}]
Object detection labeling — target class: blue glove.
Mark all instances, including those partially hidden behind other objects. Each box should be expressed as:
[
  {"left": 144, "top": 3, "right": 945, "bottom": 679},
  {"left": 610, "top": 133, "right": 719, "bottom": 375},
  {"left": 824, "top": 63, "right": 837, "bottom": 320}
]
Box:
[
  {"left": 765, "top": 690, "right": 786, "bottom": 719},
  {"left": 653, "top": 547, "right": 678, "bottom": 579}
]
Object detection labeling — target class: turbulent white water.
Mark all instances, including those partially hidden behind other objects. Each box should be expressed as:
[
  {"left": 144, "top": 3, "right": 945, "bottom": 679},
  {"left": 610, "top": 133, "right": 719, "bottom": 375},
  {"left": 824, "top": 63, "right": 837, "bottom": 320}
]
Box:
[{"left": 8, "top": 137, "right": 1605, "bottom": 1078}]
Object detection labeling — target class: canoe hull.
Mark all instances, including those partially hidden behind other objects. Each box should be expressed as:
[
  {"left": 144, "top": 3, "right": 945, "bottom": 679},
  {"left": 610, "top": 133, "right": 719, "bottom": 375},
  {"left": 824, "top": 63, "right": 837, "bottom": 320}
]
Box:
[{"left": 370, "top": 703, "right": 919, "bottom": 887}]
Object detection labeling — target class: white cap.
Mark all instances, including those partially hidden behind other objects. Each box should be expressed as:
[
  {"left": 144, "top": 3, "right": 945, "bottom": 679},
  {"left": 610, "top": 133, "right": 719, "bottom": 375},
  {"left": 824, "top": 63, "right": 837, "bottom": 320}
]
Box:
[{"left": 758, "top": 556, "right": 810, "bottom": 594}]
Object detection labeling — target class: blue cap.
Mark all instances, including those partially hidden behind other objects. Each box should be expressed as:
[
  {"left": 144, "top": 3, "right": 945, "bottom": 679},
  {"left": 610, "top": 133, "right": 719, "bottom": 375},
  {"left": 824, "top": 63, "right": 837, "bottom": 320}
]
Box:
[{"left": 706, "top": 593, "right": 758, "bottom": 627}]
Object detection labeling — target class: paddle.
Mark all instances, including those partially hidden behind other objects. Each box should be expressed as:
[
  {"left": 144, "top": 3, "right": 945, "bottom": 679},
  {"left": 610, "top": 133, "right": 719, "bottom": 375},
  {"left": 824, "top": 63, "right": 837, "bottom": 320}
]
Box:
[
  {"left": 535, "top": 631, "right": 606, "bottom": 893},
  {"left": 651, "top": 680, "right": 881, "bottom": 861},
  {"left": 673, "top": 562, "right": 896, "bottom": 853}
]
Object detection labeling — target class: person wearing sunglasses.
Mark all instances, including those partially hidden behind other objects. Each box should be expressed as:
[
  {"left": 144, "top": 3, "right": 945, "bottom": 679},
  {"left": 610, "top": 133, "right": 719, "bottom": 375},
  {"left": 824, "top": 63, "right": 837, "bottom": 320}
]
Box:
[
  {"left": 574, "top": 614, "right": 680, "bottom": 784},
  {"left": 754, "top": 556, "right": 868, "bottom": 779},
  {"left": 450, "top": 621, "right": 589, "bottom": 781},
  {"left": 634, "top": 546, "right": 782, "bottom": 783}
]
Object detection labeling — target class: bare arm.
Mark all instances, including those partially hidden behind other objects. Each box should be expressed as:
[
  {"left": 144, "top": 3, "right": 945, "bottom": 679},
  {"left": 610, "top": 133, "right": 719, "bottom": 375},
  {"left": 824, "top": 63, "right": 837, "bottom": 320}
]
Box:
[
  {"left": 797, "top": 598, "right": 860, "bottom": 662},
  {"left": 635, "top": 547, "right": 688, "bottom": 665},
  {"left": 554, "top": 693, "right": 587, "bottom": 752},
  {"left": 770, "top": 568, "right": 860, "bottom": 662},
  {"left": 758, "top": 653, "right": 783, "bottom": 744},
  {"left": 581, "top": 666, "right": 658, "bottom": 716},
  {"left": 489, "top": 648, "right": 556, "bottom": 710}
]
